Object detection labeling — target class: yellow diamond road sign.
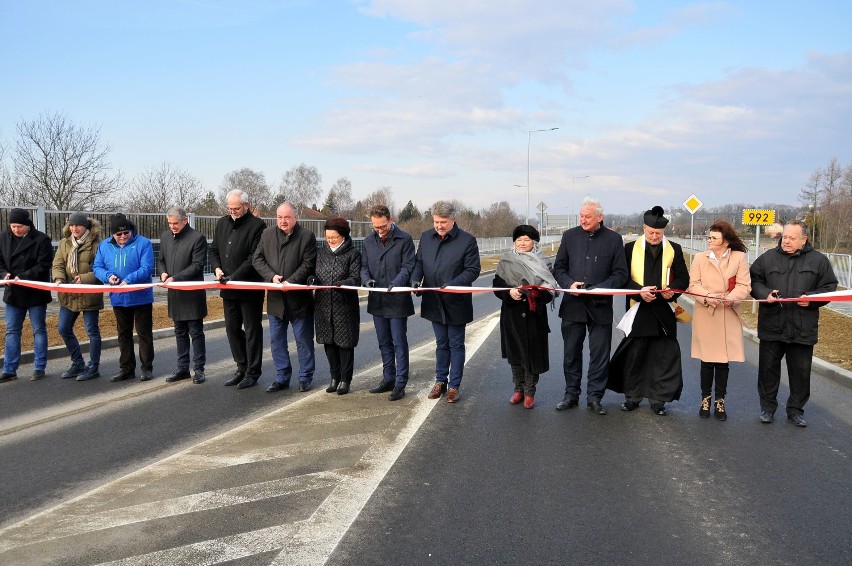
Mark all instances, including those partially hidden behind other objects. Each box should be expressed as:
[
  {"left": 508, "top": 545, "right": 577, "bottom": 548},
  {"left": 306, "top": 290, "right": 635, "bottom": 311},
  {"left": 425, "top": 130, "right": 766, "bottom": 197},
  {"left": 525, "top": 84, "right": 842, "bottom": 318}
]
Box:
[{"left": 683, "top": 194, "right": 703, "bottom": 215}]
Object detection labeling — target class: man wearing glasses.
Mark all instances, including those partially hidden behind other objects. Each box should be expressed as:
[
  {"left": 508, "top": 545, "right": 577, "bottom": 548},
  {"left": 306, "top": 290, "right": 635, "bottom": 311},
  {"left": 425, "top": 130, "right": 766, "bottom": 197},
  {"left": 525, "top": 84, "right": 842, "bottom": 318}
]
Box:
[
  {"left": 361, "top": 205, "right": 416, "bottom": 401},
  {"left": 210, "top": 190, "right": 268, "bottom": 389},
  {"left": 93, "top": 213, "right": 156, "bottom": 382}
]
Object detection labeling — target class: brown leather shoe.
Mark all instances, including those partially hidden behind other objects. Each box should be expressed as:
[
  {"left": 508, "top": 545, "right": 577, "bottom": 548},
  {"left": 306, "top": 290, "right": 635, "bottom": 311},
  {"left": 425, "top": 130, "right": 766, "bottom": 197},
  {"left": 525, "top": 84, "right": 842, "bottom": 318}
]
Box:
[
  {"left": 427, "top": 382, "right": 447, "bottom": 399},
  {"left": 446, "top": 387, "right": 460, "bottom": 403}
]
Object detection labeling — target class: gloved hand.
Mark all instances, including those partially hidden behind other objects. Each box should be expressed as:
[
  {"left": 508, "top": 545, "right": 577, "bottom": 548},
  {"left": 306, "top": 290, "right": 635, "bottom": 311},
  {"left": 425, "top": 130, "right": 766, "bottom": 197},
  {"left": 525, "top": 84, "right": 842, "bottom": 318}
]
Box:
[
  {"left": 387, "top": 284, "right": 394, "bottom": 292},
  {"left": 218, "top": 275, "right": 230, "bottom": 284},
  {"left": 307, "top": 276, "right": 317, "bottom": 286},
  {"left": 364, "top": 279, "right": 376, "bottom": 288}
]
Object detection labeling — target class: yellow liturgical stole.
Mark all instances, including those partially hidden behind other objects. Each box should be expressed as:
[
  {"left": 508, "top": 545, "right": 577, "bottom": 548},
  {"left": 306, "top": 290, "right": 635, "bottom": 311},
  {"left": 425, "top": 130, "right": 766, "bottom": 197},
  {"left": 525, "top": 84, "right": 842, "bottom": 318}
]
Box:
[{"left": 629, "top": 236, "right": 674, "bottom": 308}]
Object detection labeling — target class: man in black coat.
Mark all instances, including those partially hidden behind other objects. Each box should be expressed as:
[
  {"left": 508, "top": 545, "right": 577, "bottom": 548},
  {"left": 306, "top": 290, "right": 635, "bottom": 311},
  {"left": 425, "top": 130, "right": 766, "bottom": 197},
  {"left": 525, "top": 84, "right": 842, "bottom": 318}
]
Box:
[
  {"left": 361, "top": 205, "right": 416, "bottom": 401},
  {"left": 750, "top": 220, "right": 837, "bottom": 427},
  {"left": 552, "top": 197, "right": 628, "bottom": 415},
  {"left": 159, "top": 207, "right": 209, "bottom": 385},
  {"left": 210, "top": 190, "right": 268, "bottom": 389},
  {"left": 410, "top": 201, "right": 480, "bottom": 403},
  {"left": 608, "top": 206, "right": 689, "bottom": 416},
  {"left": 253, "top": 202, "right": 317, "bottom": 393},
  {"left": 0, "top": 208, "right": 53, "bottom": 381}
]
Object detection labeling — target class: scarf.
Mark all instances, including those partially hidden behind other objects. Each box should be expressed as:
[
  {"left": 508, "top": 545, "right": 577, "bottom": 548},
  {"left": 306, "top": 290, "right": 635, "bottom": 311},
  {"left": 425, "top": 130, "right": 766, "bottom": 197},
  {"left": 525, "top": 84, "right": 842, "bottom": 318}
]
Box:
[
  {"left": 629, "top": 235, "right": 674, "bottom": 308},
  {"left": 66, "top": 229, "right": 90, "bottom": 278},
  {"left": 496, "top": 247, "right": 557, "bottom": 309}
]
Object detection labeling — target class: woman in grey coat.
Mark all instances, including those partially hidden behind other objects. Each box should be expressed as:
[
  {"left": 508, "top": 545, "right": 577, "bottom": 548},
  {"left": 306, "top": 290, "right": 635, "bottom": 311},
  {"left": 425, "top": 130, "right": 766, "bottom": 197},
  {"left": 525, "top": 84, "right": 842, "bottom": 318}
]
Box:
[{"left": 311, "top": 217, "right": 361, "bottom": 395}]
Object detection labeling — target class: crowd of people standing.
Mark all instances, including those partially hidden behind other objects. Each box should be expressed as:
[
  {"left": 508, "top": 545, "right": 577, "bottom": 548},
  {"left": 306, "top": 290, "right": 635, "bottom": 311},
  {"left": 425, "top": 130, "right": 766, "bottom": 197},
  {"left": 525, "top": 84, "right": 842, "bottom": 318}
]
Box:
[{"left": 0, "top": 196, "right": 839, "bottom": 426}]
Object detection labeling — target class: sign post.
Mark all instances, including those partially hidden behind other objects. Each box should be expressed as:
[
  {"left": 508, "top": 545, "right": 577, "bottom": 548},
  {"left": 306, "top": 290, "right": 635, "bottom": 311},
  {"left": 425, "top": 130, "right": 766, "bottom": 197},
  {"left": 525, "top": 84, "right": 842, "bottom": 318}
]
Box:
[
  {"left": 742, "top": 209, "right": 776, "bottom": 313},
  {"left": 682, "top": 193, "right": 704, "bottom": 246}
]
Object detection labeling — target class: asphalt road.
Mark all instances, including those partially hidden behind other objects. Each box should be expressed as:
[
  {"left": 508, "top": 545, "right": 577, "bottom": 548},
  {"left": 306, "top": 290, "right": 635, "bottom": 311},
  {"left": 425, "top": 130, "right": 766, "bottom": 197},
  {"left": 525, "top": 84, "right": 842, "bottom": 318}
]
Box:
[{"left": 0, "top": 278, "right": 850, "bottom": 565}]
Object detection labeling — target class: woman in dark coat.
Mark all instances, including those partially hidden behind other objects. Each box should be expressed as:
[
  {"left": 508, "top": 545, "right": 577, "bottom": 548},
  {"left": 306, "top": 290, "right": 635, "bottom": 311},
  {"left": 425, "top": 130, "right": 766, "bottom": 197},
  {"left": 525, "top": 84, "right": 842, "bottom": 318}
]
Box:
[
  {"left": 493, "top": 225, "right": 556, "bottom": 409},
  {"left": 312, "top": 217, "right": 361, "bottom": 395}
]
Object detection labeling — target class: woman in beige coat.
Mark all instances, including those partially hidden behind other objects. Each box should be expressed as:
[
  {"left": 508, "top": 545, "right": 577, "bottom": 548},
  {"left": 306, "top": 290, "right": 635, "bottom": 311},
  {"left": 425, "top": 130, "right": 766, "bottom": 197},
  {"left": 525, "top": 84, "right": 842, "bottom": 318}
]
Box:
[{"left": 687, "top": 220, "right": 751, "bottom": 421}]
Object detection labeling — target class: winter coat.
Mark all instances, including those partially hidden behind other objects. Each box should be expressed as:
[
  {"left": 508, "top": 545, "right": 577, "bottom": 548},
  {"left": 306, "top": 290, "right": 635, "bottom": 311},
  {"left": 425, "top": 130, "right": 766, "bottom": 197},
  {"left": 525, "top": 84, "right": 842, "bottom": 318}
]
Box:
[
  {"left": 493, "top": 273, "right": 552, "bottom": 375},
  {"left": 687, "top": 250, "right": 751, "bottom": 362},
  {"left": 622, "top": 239, "right": 689, "bottom": 338},
  {"left": 92, "top": 223, "right": 155, "bottom": 308},
  {"left": 0, "top": 226, "right": 53, "bottom": 308},
  {"left": 51, "top": 219, "right": 105, "bottom": 312},
  {"left": 553, "top": 224, "right": 628, "bottom": 324},
  {"left": 253, "top": 222, "right": 317, "bottom": 321},
  {"left": 410, "top": 224, "right": 480, "bottom": 325},
  {"left": 314, "top": 238, "right": 361, "bottom": 348},
  {"left": 158, "top": 224, "right": 208, "bottom": 321},
  {"left": 209, "top": 212, "right": 267, "bottom": 301},
  {"left": 360, "top": 225, "right": 415, "bottom": 319},
  {"left": 749, "top": 240, "right": 837, "bottom": 345}
]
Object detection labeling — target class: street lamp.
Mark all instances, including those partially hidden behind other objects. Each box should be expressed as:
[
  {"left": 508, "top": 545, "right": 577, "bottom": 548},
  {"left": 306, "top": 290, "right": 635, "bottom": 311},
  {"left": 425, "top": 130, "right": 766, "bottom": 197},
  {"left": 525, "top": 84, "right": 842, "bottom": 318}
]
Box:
[{"left": 526, "top": 127, "right": 559, "bottom": 225}]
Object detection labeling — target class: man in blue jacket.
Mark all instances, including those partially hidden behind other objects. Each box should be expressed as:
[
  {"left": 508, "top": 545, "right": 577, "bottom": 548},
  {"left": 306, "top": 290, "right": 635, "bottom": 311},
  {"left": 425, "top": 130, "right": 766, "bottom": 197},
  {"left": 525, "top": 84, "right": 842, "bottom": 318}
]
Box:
[
  {"left": 361, "top": 205, "right": 416, "bottom": 401},
  {"left": 552, "top": 197, "right": 628, "bottom": 415},
  {"left": 94, "top": 213, "right": 156, "bottom": 382},
  {"left": 410, "top": 201, "right": 481, "bottom": 403}
]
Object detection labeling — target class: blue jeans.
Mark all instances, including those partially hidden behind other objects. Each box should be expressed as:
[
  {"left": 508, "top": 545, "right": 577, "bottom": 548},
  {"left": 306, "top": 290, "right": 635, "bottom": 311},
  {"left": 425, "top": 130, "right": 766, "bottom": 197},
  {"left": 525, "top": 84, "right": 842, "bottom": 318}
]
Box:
[
  {"left": 174, "top": 319, "right": 206, "bottom": 372},
  {"left": 561, "top": 319, "right": 612, "bottom": 403},
  {"left": 374, "top": 315, "right": 409, "bottom": 387},
  {"left": 57, "top": 307, "right": 101, "bottom": 368},
  {"left": 4, "top": 303, "right": 47, "bottom": 373},
  {"left": 432, "top": 322, "right": 466, "bottom": 389},
  {"left": 269, "top": 313, "right": 315, "bottom": 384}
]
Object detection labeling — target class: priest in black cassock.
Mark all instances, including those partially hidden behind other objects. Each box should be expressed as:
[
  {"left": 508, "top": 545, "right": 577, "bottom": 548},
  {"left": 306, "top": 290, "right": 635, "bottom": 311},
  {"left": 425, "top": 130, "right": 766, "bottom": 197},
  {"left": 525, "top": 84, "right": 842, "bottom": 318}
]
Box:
[{"left": 608, "top": 206, "right": 690, "bottom": 415}]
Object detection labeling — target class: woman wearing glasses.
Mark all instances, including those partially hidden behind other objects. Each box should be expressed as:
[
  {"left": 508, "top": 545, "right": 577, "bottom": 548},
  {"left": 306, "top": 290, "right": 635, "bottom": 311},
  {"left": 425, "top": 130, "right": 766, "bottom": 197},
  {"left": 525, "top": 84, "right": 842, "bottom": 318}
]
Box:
[{"left": 687, "top": 220, "right": 751, "bottom": 421}]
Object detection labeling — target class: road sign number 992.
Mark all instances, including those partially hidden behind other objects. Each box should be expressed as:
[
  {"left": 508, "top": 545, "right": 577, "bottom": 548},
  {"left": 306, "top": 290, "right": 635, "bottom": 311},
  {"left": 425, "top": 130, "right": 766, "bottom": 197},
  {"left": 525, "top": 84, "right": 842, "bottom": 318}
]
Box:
[{"left": 746, "top": 211, "right": 770, "bottom": 223}]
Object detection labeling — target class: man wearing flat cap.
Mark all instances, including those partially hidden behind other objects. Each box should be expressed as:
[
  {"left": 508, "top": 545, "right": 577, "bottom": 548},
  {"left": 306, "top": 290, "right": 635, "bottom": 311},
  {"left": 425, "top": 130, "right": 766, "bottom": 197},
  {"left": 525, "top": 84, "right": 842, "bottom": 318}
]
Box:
[
  {"left": 0, "top": 208, "right": 53, "bottom": 382},
  {"left": 608, "top": 205, "right": 689, "bottom": 416},
  {"left": 93, "top": 213, "right": 156, "bottom": 382}
]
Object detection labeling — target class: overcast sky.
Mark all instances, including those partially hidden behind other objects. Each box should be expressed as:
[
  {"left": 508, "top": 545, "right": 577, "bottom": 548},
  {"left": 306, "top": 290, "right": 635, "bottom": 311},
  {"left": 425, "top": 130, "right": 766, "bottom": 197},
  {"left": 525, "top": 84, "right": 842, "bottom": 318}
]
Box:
[{"left": 2, "top": 0, "right": 850, "bottom": 217}]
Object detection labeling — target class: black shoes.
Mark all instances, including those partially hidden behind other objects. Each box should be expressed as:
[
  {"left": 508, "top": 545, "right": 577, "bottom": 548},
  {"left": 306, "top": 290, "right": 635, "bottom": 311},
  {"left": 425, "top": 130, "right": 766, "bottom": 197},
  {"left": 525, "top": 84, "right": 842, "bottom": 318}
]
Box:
[
  {"left": 621, "top": 400, "right": 640, "bottom": 412},
  {"left": 326, "top": 379, "right": 340, "bottom": 393},
  {"left": 587, "top": 400, "right": 607, "bottom": 415},
  {"left": 31, "top": 369, "right": 46, "bottom": 381},
  {"left": 266, "top": 381, "right": 288, "bottom": 393},
  {"left": 238, "top": 376, "right": 259, "bottom": 389},
  {"left": 140, "top": 370, "right": 153, "bottom": 381},
  {"left": 62, "top": 362, "right": 86, "bottom": 379},
  {"left": 369, "top": 380, "right": 395, "bottom": 394},
  {"left": 389, "top": 387, "right": 406, "bottom": 401},
  {"left": 714, "top": 398, "right": 727, "bottom": 421},
  {"left": 788, "top": 414, "right": 807, "bottom": 427},
  {"left": 555, "top": 396, "right": 579, "bottom": 411},
  {"left": 337, "top": 381, "right": 350, "bottom": 395},
  {"left": 299, "top": 381, "right": 312, "bottom": 392},
  {"left": 651, "top": 403, "right": 667, "bottom": 416},
  {"left": 699, "top": 396, "right": 711, "bottom": 418},
  {"left": 760, "top": 411, "right": 774, "bottom": 424},
  {"left": 192, "top": 371, "right": 206, "bottom": 384},
  {"left": 225, "top": 372, "right": 245, "bottom": 386},
  {"left": 166, "top": 370, "right": 191, "bottom": 383},
  {"left": 0, "top": 372, "right": 17, "bottom": 383},
  {"left": 110, "top": 371, "right": 135, "bottom": 382}
]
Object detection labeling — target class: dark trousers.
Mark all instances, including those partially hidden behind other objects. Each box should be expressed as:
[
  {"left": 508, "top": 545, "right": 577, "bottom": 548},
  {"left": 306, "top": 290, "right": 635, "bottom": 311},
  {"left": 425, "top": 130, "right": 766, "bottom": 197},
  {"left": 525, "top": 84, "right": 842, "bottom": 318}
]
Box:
[
  {"left": 222, "top": 296, "right": 264, "bottom": 378},
  {"left": 700, "top": 361, "right": 729, "bottom": 398},
  {"left": 174, "top": 319, "right": 206, "bottom": 372},
  {"left": 113, "top": 304, "right": 154, "bottom": 373},
  {"left": 374, "top": 315, "right": 409, "bottom": 387},
  {"left": 511, "top": 364, "right": 539, "bottom": 397},
  {"left": 324, "top": 344, "right": 354, "bottom": 384},
  {"left": 561, "top": 319, "right": 612, "bottom": 402},
  {"left": 758, "top": 340, "right": 813, "bottom": 417}
]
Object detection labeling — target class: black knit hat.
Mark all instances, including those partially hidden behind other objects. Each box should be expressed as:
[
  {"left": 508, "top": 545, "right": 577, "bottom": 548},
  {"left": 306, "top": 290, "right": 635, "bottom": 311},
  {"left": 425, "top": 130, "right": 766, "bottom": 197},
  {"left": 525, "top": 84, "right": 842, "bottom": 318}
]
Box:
[
  {"left": 512, "top": 224, "right": 540, "bottom": 242},
  {"left": 68, "top": 212, "right": 91, "bottom": 228},
  {"left": 8, "top": 208, "right": 32, "bottom": 227},
  {"left": 643, "top": 206, "right": 669, "bottom": 229},
  {"left": 110, "top": 213, "right": 132, "bottom": 234}
]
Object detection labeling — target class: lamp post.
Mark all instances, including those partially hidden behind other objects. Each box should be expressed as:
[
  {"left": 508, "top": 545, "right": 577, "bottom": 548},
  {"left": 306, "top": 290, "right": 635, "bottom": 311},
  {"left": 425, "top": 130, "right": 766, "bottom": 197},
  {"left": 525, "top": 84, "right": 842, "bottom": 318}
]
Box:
[{"left": 526, "top": 127, "right": 559, "bottom": 225}]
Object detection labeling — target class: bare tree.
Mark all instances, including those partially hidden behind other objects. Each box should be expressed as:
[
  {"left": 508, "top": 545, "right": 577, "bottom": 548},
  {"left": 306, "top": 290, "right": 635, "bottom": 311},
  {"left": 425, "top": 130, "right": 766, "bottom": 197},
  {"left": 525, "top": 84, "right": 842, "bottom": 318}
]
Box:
[
  {"left": 0, "top": 140, "right": 13, "bottom": 205},
  {"left": 219, "top": 168, "right": 274, "bottom": 215},
  {"left": 276, "top": 163, "right": 322, "bottom": 216},
  {"left": 799, "top": 169, "right": 822, "bottom": 244},
  {"left": 323, "top": 177, "right": 354, "bottom": 217},
  {"left": 12, "top": 112, "right": 120, "bottom": 209},
  {"left": 125, "top": 162, "right": 205, "bottom": 213},
  {"left": 478, "top": 201, "right": 523, "bottom": 237}
]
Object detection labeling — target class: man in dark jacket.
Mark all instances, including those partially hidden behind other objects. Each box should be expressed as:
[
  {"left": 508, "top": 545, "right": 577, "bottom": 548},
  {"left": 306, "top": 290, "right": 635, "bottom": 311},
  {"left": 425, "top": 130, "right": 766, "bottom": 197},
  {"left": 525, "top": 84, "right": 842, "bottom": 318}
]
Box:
[
  {"left": 607, "top": 206, "right": 689, "bottom": 416},
  {"left": 750, "top": 220, "right": 837, "bottom": 427},
  {"left": 93, "top": 213, "right": 156, "bottom": 382},
  {"left": 552, "top": 197, "right": 628, "bottom": 414},
  {"left": 159, "top": 207, "right": 208, "bottom": 385},
  {"left": 410, "top": 201, "right": 480, "bottom": 403},
  {"left": 210, "top": 190, "right": 267, "bottom": 389},
  {"left": 0, "top": 208, "right": 53, "bottom": 382},
  {"left": 361, "top": 205, "right": 416, "bottom": 401},
  {"left": 253, "top": 202, "right": 317, "bottom": 392}
]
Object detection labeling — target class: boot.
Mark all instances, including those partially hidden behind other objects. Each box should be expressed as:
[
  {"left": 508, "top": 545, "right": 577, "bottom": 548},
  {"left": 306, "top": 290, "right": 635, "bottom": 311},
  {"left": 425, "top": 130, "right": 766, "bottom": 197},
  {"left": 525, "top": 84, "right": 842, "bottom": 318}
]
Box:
[
  {"left": 326, "top": 379, "right": 340, "bottom": 393},
  {"left": 699, "top": 396, "right": 711, "bottom": 418},
  {"left": 714, "top": 397, "right": 727, "bottom": 421},
  {"left": 337, "top": 381, "right": 350, "bottom": 395}
]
